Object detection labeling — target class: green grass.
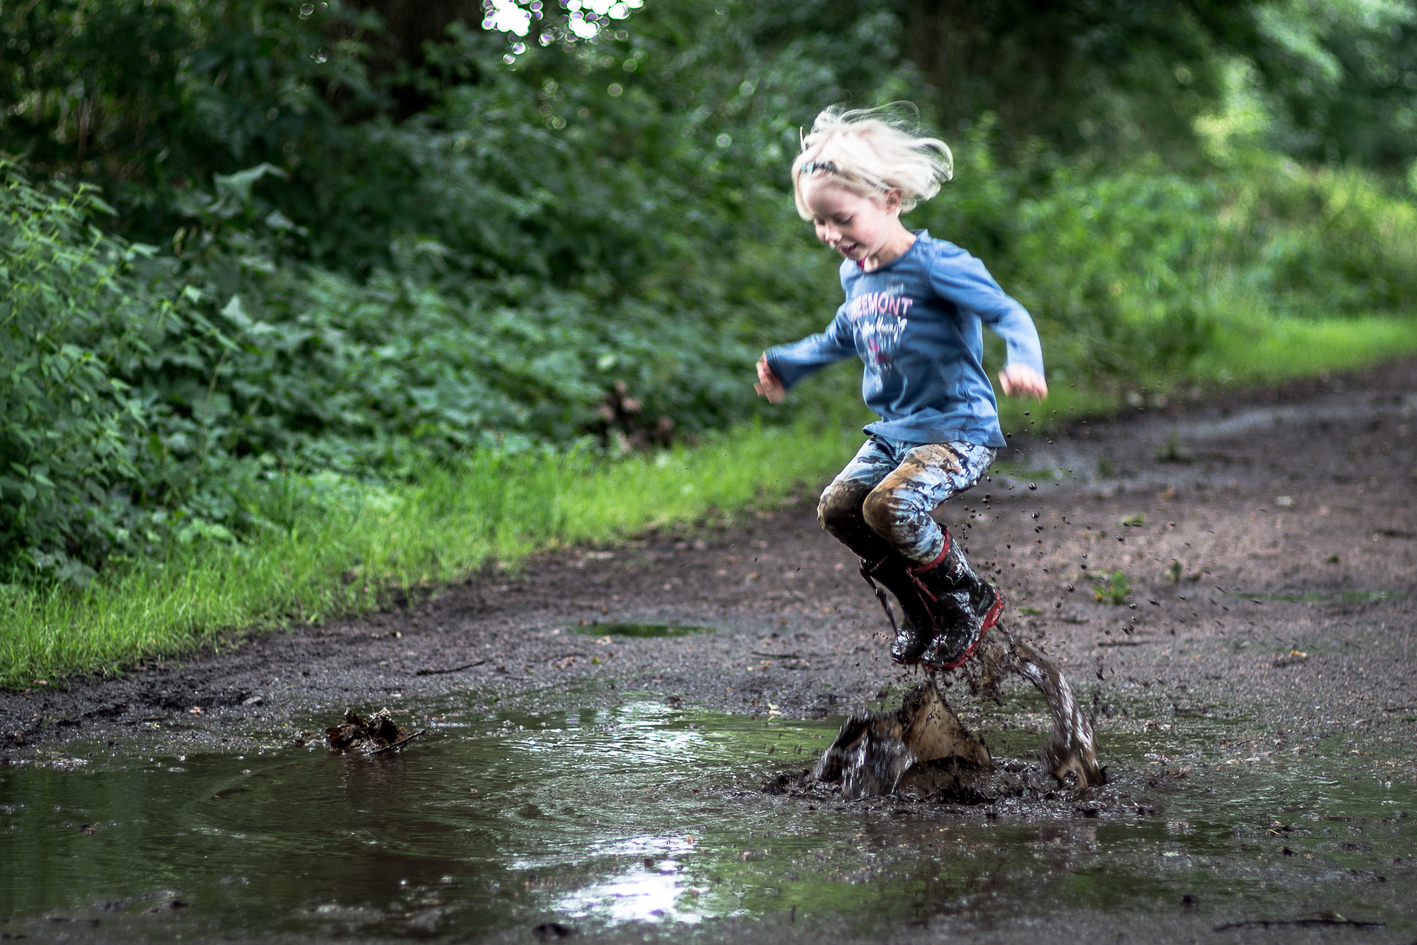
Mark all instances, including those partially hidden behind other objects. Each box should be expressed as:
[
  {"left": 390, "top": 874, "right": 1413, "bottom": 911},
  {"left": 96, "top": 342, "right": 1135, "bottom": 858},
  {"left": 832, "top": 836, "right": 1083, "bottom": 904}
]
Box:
[
  {"left": 1193, "top": 314, "right": 1417, "bottom": 384},
  {"left": 0, "top": 419, "right": 863, "bottom": 690},
  {"left": 2, "top": 312, "right": 1414, "bottom": 690}
]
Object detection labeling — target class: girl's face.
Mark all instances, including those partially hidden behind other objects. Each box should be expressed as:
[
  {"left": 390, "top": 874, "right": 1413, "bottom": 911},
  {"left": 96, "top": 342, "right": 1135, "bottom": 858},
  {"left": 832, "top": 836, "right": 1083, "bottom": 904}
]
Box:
[{"left": 798, "top": 177, "right": 905, "bottom": 266}]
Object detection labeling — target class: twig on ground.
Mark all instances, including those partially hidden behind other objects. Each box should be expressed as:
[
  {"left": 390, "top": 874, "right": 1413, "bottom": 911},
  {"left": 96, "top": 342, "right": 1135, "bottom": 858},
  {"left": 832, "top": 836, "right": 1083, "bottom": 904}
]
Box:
[
  {"left": 367, "top": 729, "right": 426, "bottom": 755},
  {"left": 415, "top": 659, "right": 490, "bottom": 676},
  {"left": 1214, "top": 918, "right": 1385, "bottom": 931}
]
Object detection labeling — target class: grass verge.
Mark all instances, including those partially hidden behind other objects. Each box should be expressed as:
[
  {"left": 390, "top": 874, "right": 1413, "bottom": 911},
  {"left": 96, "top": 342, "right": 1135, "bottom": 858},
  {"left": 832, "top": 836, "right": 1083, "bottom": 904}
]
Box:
[
  {"left": 2, "top": 313, "right": 1414, "bottom": 690},
  {"left": 1192, "top": 314, "right": 1417, "bottom": 385},
  {"left": 0, "top": 419, "right": 863, "bottom": 690}
]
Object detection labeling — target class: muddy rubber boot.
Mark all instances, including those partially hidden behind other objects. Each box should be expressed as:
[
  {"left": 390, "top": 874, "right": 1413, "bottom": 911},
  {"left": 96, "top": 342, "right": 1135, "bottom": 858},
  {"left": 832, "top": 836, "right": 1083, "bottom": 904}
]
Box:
[
  {"left": 818, "top": 483, "right": 936, "bottom": 665},
  {"left": 859, "top": 553, "right": 935, "bottom": 665},
  {"left": 908, "top": 530, "right": 1003, "bottom": 670}
]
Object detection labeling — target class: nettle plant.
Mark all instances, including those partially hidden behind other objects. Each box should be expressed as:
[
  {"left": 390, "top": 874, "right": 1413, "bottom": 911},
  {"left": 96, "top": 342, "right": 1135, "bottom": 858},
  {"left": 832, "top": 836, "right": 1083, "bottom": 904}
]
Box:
[{"left": 0, "top": 165, "right": 187, "bottom": 583}]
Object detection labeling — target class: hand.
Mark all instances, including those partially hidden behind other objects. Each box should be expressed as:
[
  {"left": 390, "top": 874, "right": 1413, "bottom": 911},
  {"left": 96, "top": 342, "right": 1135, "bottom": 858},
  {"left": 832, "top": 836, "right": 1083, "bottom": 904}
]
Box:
[
  {"left": 998, "top": 364, "right": 1048, "bottom": 400},
  {"left": 755, "top": 355, "right": 786, "bottom": 403}
]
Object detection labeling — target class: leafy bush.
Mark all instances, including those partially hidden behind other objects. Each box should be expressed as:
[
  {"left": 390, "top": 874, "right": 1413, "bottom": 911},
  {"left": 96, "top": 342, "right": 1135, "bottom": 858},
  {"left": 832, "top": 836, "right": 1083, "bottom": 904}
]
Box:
[
  {"left": 0, "top": 165, "right": 179, "bottom": 581},
  {"left": 2, "top": 0, "right": 1415, "bottom": 587}
]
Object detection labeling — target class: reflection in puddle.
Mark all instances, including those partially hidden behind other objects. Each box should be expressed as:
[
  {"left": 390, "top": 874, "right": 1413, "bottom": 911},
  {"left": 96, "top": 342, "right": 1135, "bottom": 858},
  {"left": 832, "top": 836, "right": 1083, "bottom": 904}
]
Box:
[
  {"left": 555, "top": 837, "right": 700, "bottom": 925},
  {"left": 1, "top": 695, "right": 1414, "bottom": 941}
]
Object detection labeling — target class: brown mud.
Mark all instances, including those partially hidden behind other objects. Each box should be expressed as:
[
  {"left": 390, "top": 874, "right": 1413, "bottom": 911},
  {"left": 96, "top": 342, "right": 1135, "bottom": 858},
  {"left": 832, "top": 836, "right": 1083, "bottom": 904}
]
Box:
[
  {"left": 807, "top": 682, "right": 994, "bottom": 799},
  {"left": 804, "top": 627, "right": 1100, "bottom": 800},
  {"left": 323, "top": 706, "right": 425, "bottom": 754}
]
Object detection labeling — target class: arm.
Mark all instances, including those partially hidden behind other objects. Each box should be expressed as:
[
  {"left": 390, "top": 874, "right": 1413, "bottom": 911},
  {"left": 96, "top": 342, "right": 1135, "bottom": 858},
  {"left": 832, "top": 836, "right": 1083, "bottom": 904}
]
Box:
[
  {"left": 929, "top": 250, "right": 1047, "bottom": 400},
  {"left": 755, "top": 309, "right": 857, "bottom": 402}
]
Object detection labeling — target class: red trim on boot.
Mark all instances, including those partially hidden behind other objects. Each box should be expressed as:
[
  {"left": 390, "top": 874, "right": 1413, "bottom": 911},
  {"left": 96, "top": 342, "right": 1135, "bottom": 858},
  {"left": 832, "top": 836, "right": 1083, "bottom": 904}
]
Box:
[
  {"left": 909, "top": 529, "right": 952, "bottom": 574},
  {"left": 935, "top": 597, "right": 1003, "bottom": 671},
  {"left": 933, "top": 588, "right": 1004, "bottom": 671},
  {"left": 905, "top": 530, "right": 954, "bottom": 602},
  {"left": 980, "top": 588, "right": 1004, "bottom": 632}
]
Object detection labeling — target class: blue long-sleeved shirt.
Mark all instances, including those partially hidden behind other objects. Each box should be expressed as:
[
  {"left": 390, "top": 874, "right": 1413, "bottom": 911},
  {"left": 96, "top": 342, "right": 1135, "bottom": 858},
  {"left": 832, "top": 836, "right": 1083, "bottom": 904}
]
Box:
[{"left": 764, "top": 230, "right": 1043, "bottom": 448}]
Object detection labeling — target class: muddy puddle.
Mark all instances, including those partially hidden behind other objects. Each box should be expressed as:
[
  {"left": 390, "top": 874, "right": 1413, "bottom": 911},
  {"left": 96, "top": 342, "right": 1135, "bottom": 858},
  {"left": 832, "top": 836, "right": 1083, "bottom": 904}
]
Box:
[
  {"left": 2, "top": 692, "right": 1414, "bottom": 942},
  {"left": 572, "top": 622, "right": 717, "bottom": 639}
]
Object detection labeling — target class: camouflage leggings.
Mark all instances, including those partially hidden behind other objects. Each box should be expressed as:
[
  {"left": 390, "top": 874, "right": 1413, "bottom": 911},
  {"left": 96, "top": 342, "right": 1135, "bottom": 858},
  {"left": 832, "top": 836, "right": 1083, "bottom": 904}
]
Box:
[{"left": 817, "top": 437, "right": 995, "bottom": 566}]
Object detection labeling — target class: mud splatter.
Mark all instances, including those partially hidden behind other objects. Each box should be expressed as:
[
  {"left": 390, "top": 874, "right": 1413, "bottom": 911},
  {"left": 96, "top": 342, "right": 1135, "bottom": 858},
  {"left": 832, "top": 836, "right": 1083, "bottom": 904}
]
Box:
[
  {"left": 805, "top": 625, "right": 1102, "bottom": 798},
  {"left": 974, "top": 624, "right": 1103, "bottom": 787},
  {"left": 810, "top": 684, "right": 992, "bottom": 798},
  {"left": 325, "top": 707, "right": 423, "bottom": 754}
]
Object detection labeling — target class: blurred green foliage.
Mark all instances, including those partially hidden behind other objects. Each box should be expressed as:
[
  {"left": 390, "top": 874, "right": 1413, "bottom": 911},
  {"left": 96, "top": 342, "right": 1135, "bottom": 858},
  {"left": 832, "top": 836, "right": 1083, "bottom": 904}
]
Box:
[
  {"left": 907, "top": 0, "right": 1417, "bottom": 170},
  {"left": 1093, "top": 570, "right": 1132, "bottom": 605},
  {"left": 1, "top": 0, "right": 1415, "bottom": 584},
  {"left": 920, "top": 132, "right": 1417, "bottom": 384}
]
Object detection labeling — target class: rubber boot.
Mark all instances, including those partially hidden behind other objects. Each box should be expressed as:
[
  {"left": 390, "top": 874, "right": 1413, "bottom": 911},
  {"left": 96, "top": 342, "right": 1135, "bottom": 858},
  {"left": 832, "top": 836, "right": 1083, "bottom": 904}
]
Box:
[
  {"left": 818, "top": 484, "right": 934, "bottom": 665},
  {"left": 907, "top": 529, "right": 1003, "bottom": 670},
  {"left": 858, "top": 552, "right": 935, "bottom": 665}
]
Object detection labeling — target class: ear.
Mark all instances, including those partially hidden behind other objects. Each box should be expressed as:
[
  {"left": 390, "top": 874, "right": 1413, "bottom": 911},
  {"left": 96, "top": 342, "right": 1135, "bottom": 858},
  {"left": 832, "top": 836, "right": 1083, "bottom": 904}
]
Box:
[{"left": 881, "top": 188, "right": 904, "bottom": 214}]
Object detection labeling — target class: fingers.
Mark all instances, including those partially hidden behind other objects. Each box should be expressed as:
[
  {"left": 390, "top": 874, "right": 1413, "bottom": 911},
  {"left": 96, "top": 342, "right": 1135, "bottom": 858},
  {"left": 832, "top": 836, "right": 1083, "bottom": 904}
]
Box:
[
  {"left": 755, "top": 356, "right": 785, "bottom": 403},
  {"left": 754, "top": 380, "right": 786, "bottom": 404},
  {"left": 999, "top": 365, "right": 1048, "bottom": 401}
]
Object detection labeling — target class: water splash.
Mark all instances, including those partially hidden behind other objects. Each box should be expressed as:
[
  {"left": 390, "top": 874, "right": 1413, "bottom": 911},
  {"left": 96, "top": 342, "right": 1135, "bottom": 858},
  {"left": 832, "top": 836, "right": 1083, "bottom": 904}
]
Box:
[
  {"left": 980, "top": 624, "right": 1103, "bottom": 787},
  {"left": 810, "top": 624, "right": 1102, "bottom": 796},
  {"left": 810, "top": 685, "right": 992, "bottom": 798}
]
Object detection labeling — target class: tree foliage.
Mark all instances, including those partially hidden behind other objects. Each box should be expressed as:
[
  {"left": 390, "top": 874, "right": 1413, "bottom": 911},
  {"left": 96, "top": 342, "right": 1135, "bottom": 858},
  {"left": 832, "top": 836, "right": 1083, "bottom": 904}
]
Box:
[{"left": 0, "top": 0, "right": 1414, "bottom": 582}]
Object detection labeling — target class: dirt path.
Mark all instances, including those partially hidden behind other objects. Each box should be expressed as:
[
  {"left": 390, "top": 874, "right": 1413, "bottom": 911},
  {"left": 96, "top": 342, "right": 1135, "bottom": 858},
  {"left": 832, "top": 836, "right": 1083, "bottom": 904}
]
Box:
[
  {"left": 4, "top": 360, "right": 1416, "bottom": 945},
  {"left": 3, "top": 362, "right": 1415, "bottom": 764}
]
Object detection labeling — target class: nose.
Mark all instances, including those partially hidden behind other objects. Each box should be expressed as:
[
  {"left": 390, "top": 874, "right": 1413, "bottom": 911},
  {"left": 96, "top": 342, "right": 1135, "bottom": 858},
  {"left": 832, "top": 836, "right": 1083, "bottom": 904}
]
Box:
[{"left": 818, "top": 222, "right": 840, "bottom": 244}]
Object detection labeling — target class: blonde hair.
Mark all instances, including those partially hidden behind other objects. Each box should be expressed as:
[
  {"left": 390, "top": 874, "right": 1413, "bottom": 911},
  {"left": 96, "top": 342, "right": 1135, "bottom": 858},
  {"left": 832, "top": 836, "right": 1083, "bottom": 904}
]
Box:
[{"left": 791, "top": 105, "right": 953, "bottom": 219}]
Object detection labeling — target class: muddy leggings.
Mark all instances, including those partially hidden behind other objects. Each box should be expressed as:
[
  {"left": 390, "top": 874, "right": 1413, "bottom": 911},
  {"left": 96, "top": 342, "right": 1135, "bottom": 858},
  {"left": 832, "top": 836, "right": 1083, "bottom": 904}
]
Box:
[{"left": 817, "top": 438, "right": 995, "bottom": 566}]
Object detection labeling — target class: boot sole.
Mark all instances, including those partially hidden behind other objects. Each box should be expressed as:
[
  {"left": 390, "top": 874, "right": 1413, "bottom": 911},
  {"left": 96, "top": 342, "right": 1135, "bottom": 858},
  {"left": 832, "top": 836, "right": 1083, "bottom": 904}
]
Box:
[{"left": 890, "top": 637, "right": 929, "bottom": 666}]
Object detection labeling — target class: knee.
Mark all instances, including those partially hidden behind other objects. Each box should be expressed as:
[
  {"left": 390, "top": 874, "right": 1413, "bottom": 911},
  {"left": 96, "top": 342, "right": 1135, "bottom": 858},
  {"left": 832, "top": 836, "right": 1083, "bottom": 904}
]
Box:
[
  {"left": 817, "top": 480, "right": 867, "bottom": 534},
  {"left": 861, "top": 486, "right": 910, "bottom": 540}
]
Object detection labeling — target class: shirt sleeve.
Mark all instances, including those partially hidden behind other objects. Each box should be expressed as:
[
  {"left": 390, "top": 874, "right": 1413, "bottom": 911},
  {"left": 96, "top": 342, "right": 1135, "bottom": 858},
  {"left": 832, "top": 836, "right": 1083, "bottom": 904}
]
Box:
[
  {"left": 763, "top": 307, "right": 857, "bottom": 389},
  {"left": 928, "top": 249, "right": 1045, "bottom": 377}
]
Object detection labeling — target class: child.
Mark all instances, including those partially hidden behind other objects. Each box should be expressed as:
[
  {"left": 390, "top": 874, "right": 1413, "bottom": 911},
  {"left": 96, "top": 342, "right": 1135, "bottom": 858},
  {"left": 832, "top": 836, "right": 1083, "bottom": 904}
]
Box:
[{"left": 755, "top": 106, "right": 1047, "bottom": 670}]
